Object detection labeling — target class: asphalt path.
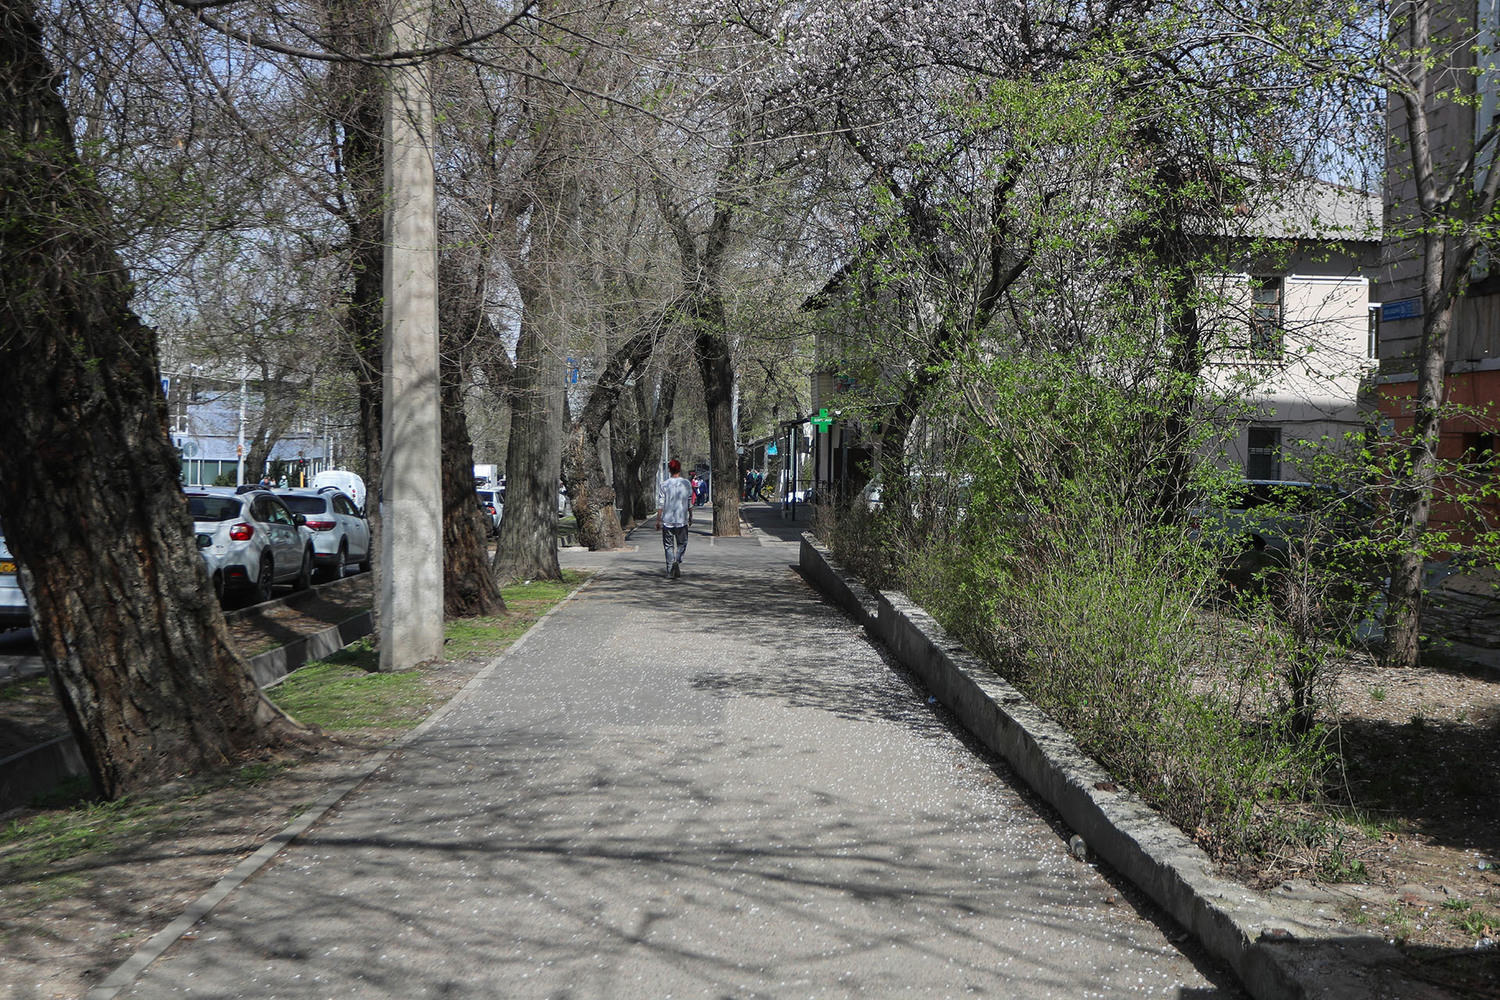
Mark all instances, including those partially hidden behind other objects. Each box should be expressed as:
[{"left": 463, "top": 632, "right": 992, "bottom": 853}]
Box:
[{"left": 120, "top": 518, "right": 1240, "bottom": 998}]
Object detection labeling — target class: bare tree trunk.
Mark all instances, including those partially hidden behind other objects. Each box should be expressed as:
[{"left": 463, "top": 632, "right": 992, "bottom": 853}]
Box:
[
  {"left": 493, "top": 304, "right": 564, "bottom": 583},
  {"left": 243, "top": 365, "right": 298, "bottom": 482},
  {"left": 326, "top": 0, "right": 386, "bottom": 548},
  {"left": 0, "top": 1, "right": 287, "bottom": 799},
  {"left": 440, "top": 352, "right": 507, "bottom": 617},
  {"left": 566, "top": 428, "right": 625, "bottom": 550},
  {"left": 568, "top": 321, "right": 666, "bottom": 548},
  {"left": 696, "top": 321, "right": 742, "bottom": 536},
  {"left": 1385, "top": 229, "right": 1454, "bottom": 666},
  {"left": 610, "top": 392, "right": 640, "bottom": 530}
]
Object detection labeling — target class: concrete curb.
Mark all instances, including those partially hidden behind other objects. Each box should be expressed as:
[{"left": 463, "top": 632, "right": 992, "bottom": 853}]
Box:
[
  {"left": 798, "top": 532, "right": 1399, "bottom": 1000},
  {"left": 248, "top": 610, "right": 375, "bottom": 689},
  {"left": 84, "top": 571, "right": 602, "bottom": 1000},
  {"left": 0, "top": 610, "right": 378, "bottom": 812}
]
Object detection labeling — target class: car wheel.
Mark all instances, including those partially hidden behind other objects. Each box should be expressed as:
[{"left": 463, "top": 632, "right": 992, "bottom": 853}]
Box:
[
  {"left": 319, "top": 542, "right": 347, "bottom": 583},
  {"left": 294, "top": 548, "right": 313, "bottom": 591},
  {"left": 254, "top": 554, "right": 275, "bottom": 605}
]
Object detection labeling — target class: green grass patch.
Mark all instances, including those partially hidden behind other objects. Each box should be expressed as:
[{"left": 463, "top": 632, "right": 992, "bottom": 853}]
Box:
[
  {"left": 0, "top": 677, "right": 49, "bottom": 702},
  {"left": 271, "top": 571, "right": 587, "bottom": 729},
  {"left": 503, "top": 570, "right": 587, "bottom": 606},
  {"left": 444, "top": 570, "right": 589, "bottom": 661},
  {"left": 0, "top": 796, "right": 185, "bottom": 880},
  {"left": 268, "top": 660, "right": 429, "bottom": 730}
]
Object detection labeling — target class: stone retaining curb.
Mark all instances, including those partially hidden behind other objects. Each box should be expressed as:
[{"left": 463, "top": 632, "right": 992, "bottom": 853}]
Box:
[{"left": 799, "top": 532, "right": 1401, "bottom": 1000}]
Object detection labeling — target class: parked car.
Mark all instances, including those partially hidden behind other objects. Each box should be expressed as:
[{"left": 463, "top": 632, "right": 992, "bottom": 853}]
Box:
[
  {"left": 186, "top": 487, "right": 315, "bottom": 604},
  {"left": 0, "top": 523, "right": 31, "bottom": 629},
  {"left": 310, "top": 469, "right": 367, "bottom": 513},
  {"left": 1193, "top": 480, "right": 1374, "bottom": 558},
  {"left": 195, "top": 530, "right": 227, "bottom": 603},
  {"left": 275, "top": 488, "right": 372, "bottom": 581},
  {"left": 476, "top": 487, "right": 503, "bottom": 536}
]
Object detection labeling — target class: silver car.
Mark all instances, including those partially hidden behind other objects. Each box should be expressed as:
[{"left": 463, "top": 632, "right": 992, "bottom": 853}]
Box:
[
  {"left": 187, "top": 487, "right": 315, "bottom": 604},
  {"left": 476, "top": 487, "right": 503, "bottom": 536},
  {"left": 0, "top": 525, "right": 31, "bottom": 629},
  {"left": 275, "top": 488, "right": 372, "bottom": 581}
]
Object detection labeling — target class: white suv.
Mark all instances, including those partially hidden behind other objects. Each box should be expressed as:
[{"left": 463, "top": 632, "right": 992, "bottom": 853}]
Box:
[
  {"left": 274, "top": 488, "right": 372, "bottom": 581},
  {"left": 0, "top": 524, "right": 31, "bottom": 629},
  {"left": 187, "top": 488, "right": 315, "bottom": 605}
]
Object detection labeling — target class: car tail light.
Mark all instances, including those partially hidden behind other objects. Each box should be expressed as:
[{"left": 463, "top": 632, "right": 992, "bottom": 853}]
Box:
[
  {"left": 229, "top": 523, "right": 254, "bottom": 541},
  {"left": 305, "top": 520, "right": 336, "bottom": 531}
]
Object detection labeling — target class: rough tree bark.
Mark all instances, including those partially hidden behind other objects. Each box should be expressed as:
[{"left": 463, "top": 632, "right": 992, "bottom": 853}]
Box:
[
  {"left": 627, "top": 366, "right": 680, "bottom": 519},
  {"left": 695, "top": 315, "right": 742, "bottom": 536},
  {"left": 609, "top": 390, "right": 640, "bottom": 530},
  {"left": 493, "top": 304, "right": 565, "bottom": 583},
  {"left": 439, "top": 282, "right": 506, "bottom": 616},
  {"left": 0, "top": 1, "right": 288, "bottom": 799}
]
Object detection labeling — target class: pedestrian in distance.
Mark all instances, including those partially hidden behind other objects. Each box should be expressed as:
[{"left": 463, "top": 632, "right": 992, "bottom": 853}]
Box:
[{"left": 656, "top": 459, "right": 694, "bottom": 578}]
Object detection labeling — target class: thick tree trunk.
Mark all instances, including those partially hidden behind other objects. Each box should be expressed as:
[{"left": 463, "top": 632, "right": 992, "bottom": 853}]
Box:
[
  {"left": 0, "top": 2, "right": 285, "bottom": 799},
  {"left": 566, "top": 429, "right": 625, "bottom": 551},
  {"left": 568, "top": 323, "right": 664, "bottom": 549},
  {"left": 628, "top": 366, "right": 679, "bottom": 519},
  {"left": 440, "top": 329, "right": 506, "bottom": 618},
  {"left": 493, "top": 308, "right": 564, "bottom": 583},
  {"left": 696, "top": 322, "right": 742, "bottom": 536},
  {"left": 610, "top": 394, "right": 639, "bottom": 530}
]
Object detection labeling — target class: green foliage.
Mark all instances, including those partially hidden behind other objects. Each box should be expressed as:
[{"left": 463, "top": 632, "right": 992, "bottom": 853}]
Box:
[
  {"left": 2, "top": 795, "right": 183, "bottom": 877},
  {"left": 825, "top": 331, "right": 1347, "bottom": 861}
]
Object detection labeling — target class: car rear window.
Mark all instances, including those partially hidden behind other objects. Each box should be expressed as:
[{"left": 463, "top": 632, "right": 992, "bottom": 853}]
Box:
[
  {"left": 189, "top": 496, "right": 241, "bottom": 522},
  {"left": 279, "top": 495, "right": 329, "bottom": 515}
]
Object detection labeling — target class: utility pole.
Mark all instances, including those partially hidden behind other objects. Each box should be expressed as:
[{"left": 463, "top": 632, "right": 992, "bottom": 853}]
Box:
[
  {"left": 236, "top": 370, "right": 247, "bottom": 486},
  {"left": 378, "top": 0, "right": 443, "bottom": 671}
]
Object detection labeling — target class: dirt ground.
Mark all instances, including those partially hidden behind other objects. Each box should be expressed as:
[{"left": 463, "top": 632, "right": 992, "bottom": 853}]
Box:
[{"left": 0, "top": 578, "right": 1497, "bottom": 998}]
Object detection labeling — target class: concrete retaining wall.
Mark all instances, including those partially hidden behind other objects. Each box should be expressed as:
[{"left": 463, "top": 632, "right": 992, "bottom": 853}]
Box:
[{"left": 799, "top": 532, "right": 1395, "bottom": 1000}]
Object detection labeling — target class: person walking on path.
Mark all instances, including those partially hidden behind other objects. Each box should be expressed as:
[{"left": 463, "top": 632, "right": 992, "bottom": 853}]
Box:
[{"left": 656, "top": 458, "right": 694, "bottom": 578}]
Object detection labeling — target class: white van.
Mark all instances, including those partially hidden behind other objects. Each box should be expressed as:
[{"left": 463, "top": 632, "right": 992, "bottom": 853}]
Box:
[{"left": 311, "top": 469, "right": 367, "bottom": 513}]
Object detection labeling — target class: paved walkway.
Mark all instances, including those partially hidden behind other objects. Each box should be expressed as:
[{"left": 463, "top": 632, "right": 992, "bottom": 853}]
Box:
[{"left": 120, "top": 505, "right": 1240, "bottom": 998}]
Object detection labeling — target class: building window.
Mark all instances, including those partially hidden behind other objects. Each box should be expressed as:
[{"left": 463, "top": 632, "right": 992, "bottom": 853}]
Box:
[
  {"left": 1460, "top": 432, "right": 1496, "bottom": 480},
  {"left": 1247, "top": 426, "right": 1281, "bottom": 480},
  {"left": 1250, "top": 277, "right": 1284, "bottom": 358},
  {"left": 1367, "top": 303, "right": 1380, "bottom": 359}
]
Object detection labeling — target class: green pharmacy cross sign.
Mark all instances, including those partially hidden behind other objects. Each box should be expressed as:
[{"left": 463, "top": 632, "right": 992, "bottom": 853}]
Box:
[{"left": 811, "top": 408, "right": 834, "bottom": 433}]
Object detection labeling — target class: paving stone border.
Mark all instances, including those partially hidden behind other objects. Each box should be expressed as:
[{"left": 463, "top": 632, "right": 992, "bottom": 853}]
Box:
[{"left": 798, "top": 531, "right": 1405, "bottom": 1000}]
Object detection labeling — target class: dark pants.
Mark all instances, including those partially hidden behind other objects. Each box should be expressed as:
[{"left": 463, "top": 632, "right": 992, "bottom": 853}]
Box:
[{"left": 662, "top": 525, "right": 688, "bottom": 567}]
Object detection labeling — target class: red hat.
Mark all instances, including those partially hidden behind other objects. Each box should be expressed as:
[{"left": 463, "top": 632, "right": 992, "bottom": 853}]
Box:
[{"left": 668, "top": 459, "right": 681, "bottom": 474}]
